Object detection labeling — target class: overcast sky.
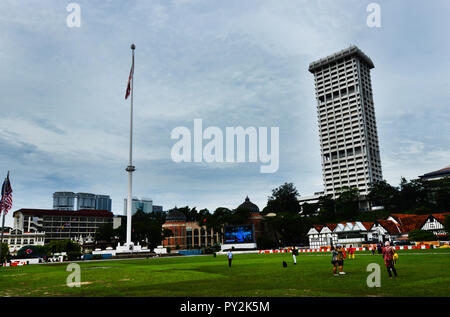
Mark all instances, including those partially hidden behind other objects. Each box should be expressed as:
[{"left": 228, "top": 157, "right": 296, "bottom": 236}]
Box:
[{"left": 1, "top": 0, "right": 449, "bottom": 226}]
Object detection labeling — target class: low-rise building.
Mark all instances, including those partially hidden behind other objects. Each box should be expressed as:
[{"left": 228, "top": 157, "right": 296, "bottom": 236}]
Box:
[
  {"left": 418, "top": 166, "right": 450, "bottom": 181},
  {"left": 0, "top": 228, "right": 45, "bottom": 255},
  {"left": 161, "top": 210, "right": 221, "bottom": 250},
  {"left": 12, "top": 208, "right": 114, "bottom": 244},
  {"left": 307, "top": 212, "right": 449, "bottom": 248},
  {"left": 161, "top": 197, "right": 263, "bottom": 251}
]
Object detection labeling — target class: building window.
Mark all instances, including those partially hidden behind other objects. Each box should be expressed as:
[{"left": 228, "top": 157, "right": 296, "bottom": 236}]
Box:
[
  {"left": 200, "top": 228, "right": 206, "bottom": 246},
  {"left": 194, "top": 229, "right": 199, "bottom": 247}
]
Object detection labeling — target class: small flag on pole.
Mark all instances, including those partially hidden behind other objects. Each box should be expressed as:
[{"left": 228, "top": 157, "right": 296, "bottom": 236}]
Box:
[
  {"left": 0, "top": 172, "right": 12, "bottom": 215},
  {"left": 125, "top": 56, "right": 134, "bottom": 100}
]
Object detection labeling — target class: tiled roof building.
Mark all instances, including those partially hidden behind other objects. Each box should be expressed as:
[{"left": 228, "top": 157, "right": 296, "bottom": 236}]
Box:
[{"left": 308, "top": 212, "right": 449, "bottom": 248}]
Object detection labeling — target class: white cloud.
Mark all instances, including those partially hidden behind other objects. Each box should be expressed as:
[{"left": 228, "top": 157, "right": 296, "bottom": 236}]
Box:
[{"left": 0, "top": 0, "right": 449, "bottom": 227}]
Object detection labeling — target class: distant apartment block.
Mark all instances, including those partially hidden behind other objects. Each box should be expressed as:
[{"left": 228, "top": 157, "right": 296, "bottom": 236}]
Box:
[
  {"left": 12, "top": 208, "right": 113, "bottom": 244},
  {"left": 53, "top": 192, "right": 112, "bottom": 212},
  {"left": 308, "top": 45, "right": 383, "bottom": 198},
  {"left": 124, "top": 197, "right": 154, "bottom": 215}
]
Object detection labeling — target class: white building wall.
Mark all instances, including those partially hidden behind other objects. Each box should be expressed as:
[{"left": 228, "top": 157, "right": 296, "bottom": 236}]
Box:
[{"left": 309, "top": 46, "right": 382, "bottom": 198}]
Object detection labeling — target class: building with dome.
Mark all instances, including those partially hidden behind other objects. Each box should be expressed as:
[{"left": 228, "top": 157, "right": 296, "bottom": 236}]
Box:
[
  {"left": 161, "top": 197, "right": 265, "bottom": 251},
  {"left": 236, "top": 196, "right": 264, "bottom": 243},
  {"left": 162, "top": 209, "right": 221, "bottom": 250}
]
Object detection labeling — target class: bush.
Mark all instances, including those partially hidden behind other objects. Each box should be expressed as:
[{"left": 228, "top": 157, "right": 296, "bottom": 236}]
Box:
[
  {"left": 257, "top": 236, "right": 277, "bottom": 250},
  {"left": 16, "top": 245, "right": 46, "bottom": 259},
  {"left": 203, "top": 247, "right": 216, "bottom": 254},
  {"left": 67, "top": 251, "right": 82, "bottom": 261}
]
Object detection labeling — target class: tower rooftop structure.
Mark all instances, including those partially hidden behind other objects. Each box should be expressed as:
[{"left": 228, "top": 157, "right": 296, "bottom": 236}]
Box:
[{"left": 309, "top": 45, "right": 374, "bottom": 73}]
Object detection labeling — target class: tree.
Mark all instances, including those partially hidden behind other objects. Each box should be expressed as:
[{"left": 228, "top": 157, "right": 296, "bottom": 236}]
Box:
[
  {"left": 368, "top": 180, "right": 399, "bottom": 210},
  {"left": 262, "top": 212, "right": 310, "bottom": 247},
  {"left": 301, "top": 202, "right": 319, "bottom": 217},
  {"left": 95, "top": 223, "right": 115, "bottom": 244},
  {"left": 16, "top": 245, "right": 48, "bottom": 259},
  {"left": 317, "top": 195, "right": 336, "bottom": 223},
  {"left": 204, "top": 207, "right": 232, "bottom": 241},
  {"left": 256, "top": 235, "right": 277, "bottom": 250},
  {"left": 0, "top": 243, "right": 10, "bottom": 263},
  {"left": 433, "top": 177, "right": 450, "bottom": 212},
  {"left": 408, "top": 230, "right": 436, "bottom": 242},
  {"left": 264, "top": 183, "right": 301, "bottom": 214},
  {"left": 46, "top": 240, "right": 81, "bottom": 254},
  {"left": 443, "top": 214, "right": 450, "bottom": 236},
  {"left": 45, "top": 240, "right": 82, "bottom": 260},
  {"left": 335, "top": 187, "right": 360, "bottom": 220},
  {"left": 398, "top": 177, "right": 430, "bottom": 212}
]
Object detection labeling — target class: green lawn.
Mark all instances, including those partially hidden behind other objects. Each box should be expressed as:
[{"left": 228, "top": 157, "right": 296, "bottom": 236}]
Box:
[{"left": 1, "top": 249, "right": 449, "bottom": 297}]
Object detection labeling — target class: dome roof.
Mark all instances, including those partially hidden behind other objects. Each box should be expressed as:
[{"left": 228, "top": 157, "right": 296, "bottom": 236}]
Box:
[
  {"left": 237, "top": 196, "right": 260, "bottom": 213},
  {"left": 166, "top": 210, "right": 186, "bottom": 222}
]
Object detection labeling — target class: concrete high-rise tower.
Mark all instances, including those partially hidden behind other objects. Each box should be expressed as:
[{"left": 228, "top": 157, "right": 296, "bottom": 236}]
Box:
[{"left": 308, "top": 46, "right": 382, "bottom": 200}]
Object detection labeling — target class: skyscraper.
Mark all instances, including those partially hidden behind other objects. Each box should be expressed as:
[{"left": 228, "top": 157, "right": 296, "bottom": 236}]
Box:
[
  {"left": 123, "top": 197, "right": 153, "bottom": 215},
  {"left": 308, "top": 46, "right": 382, "bottom": 200},
  {"left": 52, "top": 192, "right": 112, "bottom": 212},
  {"left": 53, "top": 192, "right": 76, "bottom": 210},
  {"left": 76, "top": 193, "right": 97, "bottom": 210}
]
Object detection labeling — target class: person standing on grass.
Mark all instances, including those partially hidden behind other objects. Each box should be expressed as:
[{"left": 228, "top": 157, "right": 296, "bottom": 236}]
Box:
[
  {"left": 331, "top": 246, "right": 339, "bottom": 276},
  {"left": 377, "top": 242, "right": 383, "bottom": 254},
  {"left": 336, "top": 245, "right": 346, "bottom": 275},
  {"left": 348, "top": 245, "right": 355, "bottom": 259},
  {"left": 382, "top": 241, "right": 397, "bottom": 279},
  {"left": 227, "top": 250, "right": 233, "bottom": 267},
  {"left": 292, "top": 247, "right": 299, "bottom": 265}
]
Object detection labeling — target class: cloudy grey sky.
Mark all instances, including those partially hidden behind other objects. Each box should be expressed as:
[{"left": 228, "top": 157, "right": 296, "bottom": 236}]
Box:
[{"left": 1, "top": 0, "right": 449, "bottom": 226}]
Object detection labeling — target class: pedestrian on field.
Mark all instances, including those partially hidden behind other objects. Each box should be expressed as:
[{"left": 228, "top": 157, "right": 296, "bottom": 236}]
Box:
[
  {"left": 227, "top": 250, "right": 233, "bottom": 267},
  {"left": 292, "top": 247, "right": 299, "bottom": 265},
  {"left": 371, "top": 245, "right": 376, "bottom": 255},
  {"left": 331, "top": 246, "right": 339, "bottom": 276},
  {"left": 377, "top": 242, "right": 383, "bottom": 254},
  {"left": 349, "top": 245, "right": 355, "bottom": 259},
  {"left": 382, "top": 241, "right": 397, "bottom": 279},
  {"left": 336, "top": 245, "right": 346, "bottom": 275}
]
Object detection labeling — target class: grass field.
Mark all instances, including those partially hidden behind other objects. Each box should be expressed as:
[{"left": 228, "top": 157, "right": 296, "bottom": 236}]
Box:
[{"left": 1, "top": 249, "right": 449, "bottom": 297}]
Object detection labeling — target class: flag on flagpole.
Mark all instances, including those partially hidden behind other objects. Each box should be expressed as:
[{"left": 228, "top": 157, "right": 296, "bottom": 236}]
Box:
[
  {"left": 0, "top": 172, "right": 12, "bottom": 215},
  {"left": 125, "top": 56, "right": 134, "bottom": 100}
]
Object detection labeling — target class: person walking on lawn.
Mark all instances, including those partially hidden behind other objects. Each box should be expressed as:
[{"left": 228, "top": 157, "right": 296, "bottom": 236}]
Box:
[
  {"left": 227, "top": 250, "right": 233, "bottom": 267},
  {"left": 382, "top": 241, "right": 398, "bottom": 279},
  {"left": 292, "top": 247, "right": 299, "bottom": 265},
  {"left": 336, "top": 245, "right": 346, "bottom": 275}
]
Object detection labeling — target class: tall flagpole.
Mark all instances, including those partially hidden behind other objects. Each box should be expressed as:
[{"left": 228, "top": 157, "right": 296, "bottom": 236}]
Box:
[
  {"left": 0, "top": 210, "right": 5, "bottom": 265},
  {"left": 126, "top": 44, "right": 136, "bottom": 248},
  {"left": 0, "top": 171, "right": 9, "bottom": 265}
]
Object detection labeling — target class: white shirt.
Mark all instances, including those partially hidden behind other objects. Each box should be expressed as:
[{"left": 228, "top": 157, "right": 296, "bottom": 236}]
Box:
[{"left": 227, "top": 251, "right": 232, "bottom": 259}]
